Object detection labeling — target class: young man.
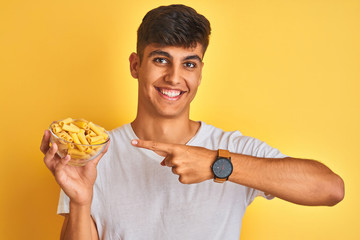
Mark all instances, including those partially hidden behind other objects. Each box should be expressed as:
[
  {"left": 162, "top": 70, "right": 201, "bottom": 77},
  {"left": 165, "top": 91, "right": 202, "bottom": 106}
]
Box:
[{"left": 40, "top": 4, "right": 344, "bottom": 240}]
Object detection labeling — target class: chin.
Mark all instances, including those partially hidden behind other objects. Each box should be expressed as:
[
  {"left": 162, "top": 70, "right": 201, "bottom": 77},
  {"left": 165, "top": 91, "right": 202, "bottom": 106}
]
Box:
[{"left": 157, "top": 112, "right": 183, "bottom": 119}]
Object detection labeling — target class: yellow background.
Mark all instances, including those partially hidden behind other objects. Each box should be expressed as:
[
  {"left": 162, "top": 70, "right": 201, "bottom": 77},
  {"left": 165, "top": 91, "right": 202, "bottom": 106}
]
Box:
[{"left": 1, "top": 0, "right": 359, "bottom": 239}]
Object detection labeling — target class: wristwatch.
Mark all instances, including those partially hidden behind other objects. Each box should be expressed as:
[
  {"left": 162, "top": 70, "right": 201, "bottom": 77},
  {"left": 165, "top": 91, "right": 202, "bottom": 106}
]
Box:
[{"left": 211, "top": 149, "right": 233, "bottom": 183}]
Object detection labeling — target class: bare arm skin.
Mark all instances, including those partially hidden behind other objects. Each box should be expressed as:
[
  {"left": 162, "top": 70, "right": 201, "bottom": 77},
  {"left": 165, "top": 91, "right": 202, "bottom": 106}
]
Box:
[
  {"left": 132, "top": 139, "right": 344, "bottom": 206},
  {"left": 229, "top": 154, "right": 344, "bottom": 206},
  {"left": 60, "top": 208, "right": 99, "bottom": 240},
  {"left": 40, "top": 130, "right": 109, "bottom": 239}
]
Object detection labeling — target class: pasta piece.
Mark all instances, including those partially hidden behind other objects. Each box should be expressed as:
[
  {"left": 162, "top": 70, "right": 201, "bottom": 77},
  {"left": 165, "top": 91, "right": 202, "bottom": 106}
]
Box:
[
  {"left": 89, "top": 130, "right": 97, "bottom": 137},
  {"left": 88, "top": 135, "right": 104, "bottom": 144},
  {"left": 92, "top": 139, "right": 106, "bottom": 145},
  {"left": 55, "top": 132, "right": 64, "bottom": 139},
  {"left": 73, "top": 121, "right": 90, "bottom": 130},
  {"left": 55, "top": 131, "right": 73, "bottom": 142},
  {"left": 52, "top": 124, "right": 62, "bottom": 133},
  {"left": 78, "top": 130, "right": 90, "bottom": 145},
  {"left": 62, "top": 123, "right": 80, "bottom": 133},
  {"left": 102, "top": 132, "right": 109, "bottom": 140},
  {"left": 85, "top": 147, "right": 96, "bottom": 155},
  {"left": 96, "top": 126, "right": 109, "bottom": 140},
  {"left": 59, "top": 117, "right": 73, "bottom": 127},
  {"left": 88, "top": 122, "right": 102, "bottom": 136},
  {"left": 68, "top": 148, "right": 87, "bottom": 157},
  {"left": 69, "top": 132, "right": 85, "bottom": 151}
]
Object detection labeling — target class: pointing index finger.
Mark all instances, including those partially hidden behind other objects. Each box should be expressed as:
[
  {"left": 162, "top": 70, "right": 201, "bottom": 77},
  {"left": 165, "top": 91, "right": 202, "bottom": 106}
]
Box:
[{"left": 131, "top": 139, "right": 173, "bottom": 154}]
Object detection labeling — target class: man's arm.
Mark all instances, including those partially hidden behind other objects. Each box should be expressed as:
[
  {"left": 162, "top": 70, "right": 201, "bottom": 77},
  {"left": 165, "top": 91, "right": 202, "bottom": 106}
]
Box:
[
  {"left": 229, "top": 154, "right": 344, "bottom": 206},
  {"left": 131, "top": 139, "right": 345, "bottom": 206},
  {"left": 40, "top": 130, "right": 109, "bottom": 239},
  {"left": 60, "top": 207, "right": 99, "bottom": 240}
]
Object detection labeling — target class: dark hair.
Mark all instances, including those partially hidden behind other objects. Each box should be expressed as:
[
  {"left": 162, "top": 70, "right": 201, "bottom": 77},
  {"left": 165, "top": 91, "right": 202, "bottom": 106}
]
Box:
[{"left": 137, "top": 4, "right": 211, "bottom": 61}]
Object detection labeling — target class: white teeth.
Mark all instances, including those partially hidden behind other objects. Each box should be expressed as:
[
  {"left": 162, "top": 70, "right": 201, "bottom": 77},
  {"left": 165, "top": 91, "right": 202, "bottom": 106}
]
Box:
[{"left": 160, "top": 89, "right": 181, "bottom": 97}]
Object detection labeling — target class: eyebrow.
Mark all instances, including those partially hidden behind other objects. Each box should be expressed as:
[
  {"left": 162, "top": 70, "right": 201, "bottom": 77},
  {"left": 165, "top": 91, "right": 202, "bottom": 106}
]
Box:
[
  {"left": 148, "top": 50, "right": 171, "bottom": 59},
  {"left": 184, "top": 55, "right": 202, "bottom": 62},
  {"left": 148, "top": 50, "right": 203, "bottom": 62}
]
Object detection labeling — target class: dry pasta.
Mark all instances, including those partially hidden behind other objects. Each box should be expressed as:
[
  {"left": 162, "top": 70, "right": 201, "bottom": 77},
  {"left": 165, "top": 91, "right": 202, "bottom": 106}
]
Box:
[
  {"left": 50, "top": 117, "right": 109, "bottom": 157},
  {"left": 62, "top": 123, "right": 80, "bottom": 133},
  {"left": 59, "top": 117, "right": 73, "bottom": 127},
  {"left": 52, "top": 124, "right": 62, "bottom": 133},
  {"left": 73, "top": 121, "right": 90, "bottom": 130}
]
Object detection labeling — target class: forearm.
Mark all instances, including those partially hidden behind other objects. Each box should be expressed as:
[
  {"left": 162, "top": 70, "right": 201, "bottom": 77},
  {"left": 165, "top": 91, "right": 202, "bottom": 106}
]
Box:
[
  {"left": 62, "top": 201, "right": 98, "bottom": 240},
  {"left": 229, "top": 154, "right": 344, "bottom": 206},
  {"left": 131, "top": 139, "right": 344, "bottom": 205}
]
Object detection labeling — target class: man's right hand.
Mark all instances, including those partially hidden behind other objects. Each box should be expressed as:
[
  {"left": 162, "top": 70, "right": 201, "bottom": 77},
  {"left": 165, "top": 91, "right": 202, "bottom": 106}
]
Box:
[{"left": 40, "top": 129, "right": 109, "bottom": 206}]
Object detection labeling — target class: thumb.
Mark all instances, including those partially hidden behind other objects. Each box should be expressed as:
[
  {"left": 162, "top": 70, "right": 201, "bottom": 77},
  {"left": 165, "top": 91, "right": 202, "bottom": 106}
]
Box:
[{"left": 92, "top": 139, "right": 111, "bottom": 165}]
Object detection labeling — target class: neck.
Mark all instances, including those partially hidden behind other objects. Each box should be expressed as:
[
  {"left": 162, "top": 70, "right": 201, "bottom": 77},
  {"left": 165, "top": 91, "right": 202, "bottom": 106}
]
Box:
[{"left": 131, "top": 115, "right": 200, "bottom": 145}]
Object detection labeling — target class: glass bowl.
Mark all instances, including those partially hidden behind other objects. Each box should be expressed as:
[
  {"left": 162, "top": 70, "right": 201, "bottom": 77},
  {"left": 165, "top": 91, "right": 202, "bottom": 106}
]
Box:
[{"left": 49, "top": 120, "right": 110, "bottom": 166}]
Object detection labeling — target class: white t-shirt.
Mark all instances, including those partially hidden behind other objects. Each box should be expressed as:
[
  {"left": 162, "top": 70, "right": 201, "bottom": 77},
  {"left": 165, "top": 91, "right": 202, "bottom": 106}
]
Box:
[{"left": 58, "top": 121, "right": 287, "bottom": 240}]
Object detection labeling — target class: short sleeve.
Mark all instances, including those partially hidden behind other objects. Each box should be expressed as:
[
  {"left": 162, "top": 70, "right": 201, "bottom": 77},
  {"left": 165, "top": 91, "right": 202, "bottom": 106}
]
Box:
[
  {"left": 228, "top": 133, "right": 288, "bottom": 159},
  {"left": 57, "top": 189, "right": 70, "bottom": 215},
  {"left": 228, "top": 132, "right": 288, "bottom": 204},
  {"left": 246, "top": 187, "right": 275, "bottom": 206}
]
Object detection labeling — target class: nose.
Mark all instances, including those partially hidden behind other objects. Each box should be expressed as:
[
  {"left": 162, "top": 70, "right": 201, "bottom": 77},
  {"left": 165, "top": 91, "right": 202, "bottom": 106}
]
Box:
[{"left": 164, "top": 65, "right": 181, "bottom": 85}]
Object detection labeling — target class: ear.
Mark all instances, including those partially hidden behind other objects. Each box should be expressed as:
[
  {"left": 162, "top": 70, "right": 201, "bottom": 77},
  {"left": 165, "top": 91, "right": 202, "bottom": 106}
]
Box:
[{"left": 129, "top": 52, "right": 140, "bottom": 78}]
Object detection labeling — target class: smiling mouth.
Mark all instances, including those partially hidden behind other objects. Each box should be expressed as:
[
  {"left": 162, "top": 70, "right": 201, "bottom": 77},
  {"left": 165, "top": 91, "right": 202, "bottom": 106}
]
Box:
[{"left": 155, "top": 87, "right": 186, "bottom": 99}]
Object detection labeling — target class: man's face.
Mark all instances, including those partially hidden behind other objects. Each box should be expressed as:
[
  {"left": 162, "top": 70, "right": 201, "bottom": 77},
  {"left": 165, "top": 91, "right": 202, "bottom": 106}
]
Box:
[{"left": 130, "top": 43, "right": 204, "bottom": 119}]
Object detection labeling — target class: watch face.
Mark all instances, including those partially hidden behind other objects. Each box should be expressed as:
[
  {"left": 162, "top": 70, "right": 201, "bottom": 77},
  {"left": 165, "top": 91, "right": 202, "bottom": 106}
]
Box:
[{"left": 212, "top": 158, "right": 233, "bottom": 178}]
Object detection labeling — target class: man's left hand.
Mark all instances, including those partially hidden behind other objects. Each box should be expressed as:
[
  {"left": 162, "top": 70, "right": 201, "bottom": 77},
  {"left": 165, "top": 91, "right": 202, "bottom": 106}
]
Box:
[{"left": 131, "top": 139, "right": 216, "bottom": 184}]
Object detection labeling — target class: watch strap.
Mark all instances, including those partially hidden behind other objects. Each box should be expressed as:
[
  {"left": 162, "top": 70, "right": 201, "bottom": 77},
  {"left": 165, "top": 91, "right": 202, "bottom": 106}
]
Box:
[
  {"left": 218, "top": 149, "right": 230, "bottom": 159},
  {"left": 214, "top": 177, "right": 227, "bottom": 183},
  {"left": 213, "top": 149, "right": 231, "bottom": 183}
]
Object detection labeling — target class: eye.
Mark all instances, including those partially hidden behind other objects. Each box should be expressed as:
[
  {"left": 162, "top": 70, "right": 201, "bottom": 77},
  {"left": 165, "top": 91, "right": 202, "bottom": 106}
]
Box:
[
  {"left": 153, "top": 58, "right": 168, "bottom": 64},
  {"left": 184, "top": 62, "right": 196, "bottom": 68}
]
